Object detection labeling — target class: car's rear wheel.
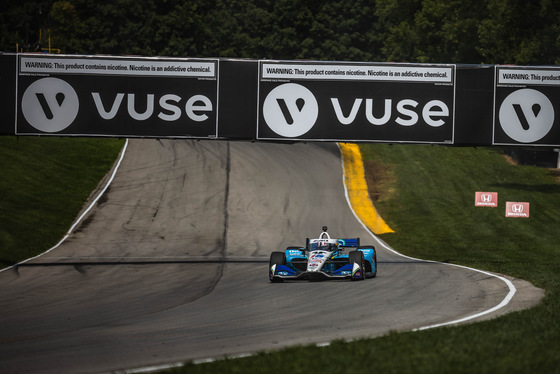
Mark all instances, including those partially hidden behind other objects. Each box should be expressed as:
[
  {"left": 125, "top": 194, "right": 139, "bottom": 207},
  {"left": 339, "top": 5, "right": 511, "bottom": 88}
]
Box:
[
  {"left": 349, "top": 250, "right": 365, "bottom": 281},
  {"left": 269, "top": 251, "right": 286, "bottom": 282}
]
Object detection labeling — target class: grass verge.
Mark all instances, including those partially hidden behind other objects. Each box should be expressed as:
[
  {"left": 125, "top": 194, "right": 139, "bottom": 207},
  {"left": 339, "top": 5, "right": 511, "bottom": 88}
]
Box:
[
  {"left": 2, "top": 140, "right": 558, "bottom": 372},
  {"left": 0, "top": 136, "right": 124, "bottom": 267},
  {"left": 168, "top": 144, "right": 560, "bottom": 374}
]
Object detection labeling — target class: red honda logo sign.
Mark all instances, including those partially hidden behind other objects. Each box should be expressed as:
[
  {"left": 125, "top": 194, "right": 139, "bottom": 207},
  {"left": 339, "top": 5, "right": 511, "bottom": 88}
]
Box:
[
  {"left": 475, "top": 192, "right": 498, "bottom": 207},
  {"left": 505, "top": 202, "right": 530, "bottom": 218}
]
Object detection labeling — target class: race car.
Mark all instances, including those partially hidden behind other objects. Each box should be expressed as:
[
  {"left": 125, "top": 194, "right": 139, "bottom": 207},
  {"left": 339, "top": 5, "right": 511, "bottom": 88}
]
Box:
[{"left": 269, "top": 226, "right": 377, "bottom": 282}]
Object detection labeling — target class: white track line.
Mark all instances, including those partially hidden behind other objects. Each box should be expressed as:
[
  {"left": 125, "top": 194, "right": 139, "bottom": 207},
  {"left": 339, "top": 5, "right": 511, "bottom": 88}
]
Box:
[
  {"left": 2, "top": 140, "right": 516, "bottom": 372},
  {"left": 337, "top": 143, "right": 517, "bottom": 330},
  {"left": 0, "top": 139, "right": 129, "bottom": 274},
  {"left": 115, "top": 144, "right": 519, "bottom": 374}
]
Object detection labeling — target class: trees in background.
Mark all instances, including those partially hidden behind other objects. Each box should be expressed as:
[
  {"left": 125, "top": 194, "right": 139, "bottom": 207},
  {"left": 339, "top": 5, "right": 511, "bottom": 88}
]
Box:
[
  {"left": 376, "top": 0, "right": 487, "bottom": 63},
  {"left": 1, "top": 0, "right": 559, "bottom": 65},
  {"left": 477, "top": 0, "right": 560, "bottom": 65}
]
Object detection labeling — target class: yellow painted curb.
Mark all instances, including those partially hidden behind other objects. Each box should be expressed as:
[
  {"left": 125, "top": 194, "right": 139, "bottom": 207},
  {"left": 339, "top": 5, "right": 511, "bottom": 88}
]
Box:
[{"left": 339, "top": 143, "right": 394, "bottom": 235}]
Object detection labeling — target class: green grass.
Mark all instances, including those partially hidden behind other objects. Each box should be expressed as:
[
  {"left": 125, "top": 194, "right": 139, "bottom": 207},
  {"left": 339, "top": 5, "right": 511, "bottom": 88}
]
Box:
[
  {"left": 0, "top": 136, "right": 124, "bottom": 267},
  {"left": 2, "top": 139, "right": 559, "bottom": 373},
  {"left": 168, "top": 144, "right": 560, "bottom": 374},
  {"left": 360, "top": 145, "right": 560, "bottom": 288}
]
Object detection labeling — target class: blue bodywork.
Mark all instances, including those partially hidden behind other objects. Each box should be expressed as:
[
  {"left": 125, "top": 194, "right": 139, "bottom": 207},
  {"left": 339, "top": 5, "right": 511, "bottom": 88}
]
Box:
[{"left": 269, "top": 237, "right": 377, "bottom": 282}]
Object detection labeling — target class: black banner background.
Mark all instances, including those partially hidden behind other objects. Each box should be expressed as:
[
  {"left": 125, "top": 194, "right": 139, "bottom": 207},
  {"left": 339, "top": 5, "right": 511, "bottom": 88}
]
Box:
[
  {"left": 1, "top": 53, "right": 559, "bottom": 148},
  {"left": 257, "top": 78, "right": 455, "bottom": 143}
]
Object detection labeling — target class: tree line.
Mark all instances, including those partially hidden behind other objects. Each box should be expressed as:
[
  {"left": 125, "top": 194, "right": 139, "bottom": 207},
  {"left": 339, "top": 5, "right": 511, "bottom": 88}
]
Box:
[{"left": 1, "top": 0, "right": 559, "bottom": 65}]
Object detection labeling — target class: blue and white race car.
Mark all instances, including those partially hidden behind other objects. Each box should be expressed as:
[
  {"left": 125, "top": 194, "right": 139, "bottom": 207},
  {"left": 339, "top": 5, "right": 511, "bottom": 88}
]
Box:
[{"left": 269, "top": 226, "right": 377, "bottom": 282}]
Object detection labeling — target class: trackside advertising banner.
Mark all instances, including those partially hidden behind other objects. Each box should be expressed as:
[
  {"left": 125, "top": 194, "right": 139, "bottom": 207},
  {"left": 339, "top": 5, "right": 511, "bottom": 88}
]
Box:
[
  {"left": 3, "top": 53, "right": 560, "bottom": 148},
  {"left": 257, "top": 61, "right": 456, "bottom": 143},
  {"left": 16, "top": 55, "right": 218, "bottom": 138},
  {"left": 494, "top": 66, "right": 560, "bottom": 146}
]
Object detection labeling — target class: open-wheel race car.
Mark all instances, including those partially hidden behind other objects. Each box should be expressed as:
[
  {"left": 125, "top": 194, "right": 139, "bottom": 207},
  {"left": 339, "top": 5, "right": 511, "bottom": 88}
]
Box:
[{"left": 269, "top": 226, "right": 377, "bottom": 282}]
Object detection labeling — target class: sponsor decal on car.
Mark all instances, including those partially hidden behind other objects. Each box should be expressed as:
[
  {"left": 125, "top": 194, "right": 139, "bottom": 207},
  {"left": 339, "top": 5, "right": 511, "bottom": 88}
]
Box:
[{"left": 351, "top": 262, "right": 362, "bottom": 279}]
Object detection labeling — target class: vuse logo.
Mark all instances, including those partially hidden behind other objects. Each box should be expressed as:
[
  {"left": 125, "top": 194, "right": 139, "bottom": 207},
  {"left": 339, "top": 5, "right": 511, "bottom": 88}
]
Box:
[
  {"left": 499, "top": 89, "right": 554, "bottom": 143},
  {"left": 22, "top": 77, "right": 79, "bottom": 133},
  {"left": 262, "top": 83, "right": 319, "bottom": 137}
]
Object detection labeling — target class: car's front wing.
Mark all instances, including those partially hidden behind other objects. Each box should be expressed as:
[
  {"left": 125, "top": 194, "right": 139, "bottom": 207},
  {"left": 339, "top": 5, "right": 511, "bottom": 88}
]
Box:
[{"left": 269, "top": 263, "right": 363, "bottom": 281}]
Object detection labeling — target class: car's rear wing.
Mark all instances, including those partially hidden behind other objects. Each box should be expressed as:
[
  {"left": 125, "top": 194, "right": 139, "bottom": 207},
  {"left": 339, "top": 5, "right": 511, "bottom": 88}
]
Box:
[
  {"left": 304, "top": 237, "right": 360, "bottom": 250},
  {"left": 337, "top": 238, "right": 360, "bottom": 248}
]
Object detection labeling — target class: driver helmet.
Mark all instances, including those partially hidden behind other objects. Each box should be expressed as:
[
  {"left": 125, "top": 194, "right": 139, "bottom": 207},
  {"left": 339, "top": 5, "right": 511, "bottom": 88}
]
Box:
[{"left": 317, "top": 239, "right": 338, "bottom": 250}]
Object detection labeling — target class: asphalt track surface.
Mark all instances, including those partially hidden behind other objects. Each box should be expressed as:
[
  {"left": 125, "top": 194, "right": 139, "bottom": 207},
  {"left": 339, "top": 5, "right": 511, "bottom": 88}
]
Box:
[{"left": 0, "top": 140, "right": 542, "bottom": 374}]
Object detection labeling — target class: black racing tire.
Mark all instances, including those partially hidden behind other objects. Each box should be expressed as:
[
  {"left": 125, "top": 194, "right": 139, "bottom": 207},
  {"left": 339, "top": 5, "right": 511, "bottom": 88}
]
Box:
[
  {"left": 349, "top": 250, "right": 365, "bottom": 281},
  {"left": 269, "top": 251, "right": 286, "bottom": 282}
]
